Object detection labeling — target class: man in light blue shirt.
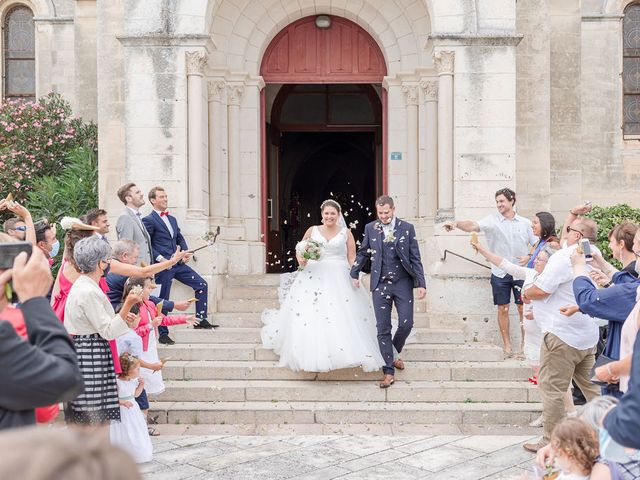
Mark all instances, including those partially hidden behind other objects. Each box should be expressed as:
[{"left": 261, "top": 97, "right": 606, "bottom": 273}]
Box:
[{"left": 444, "top": 188, "right": 537, "bottom": 357}]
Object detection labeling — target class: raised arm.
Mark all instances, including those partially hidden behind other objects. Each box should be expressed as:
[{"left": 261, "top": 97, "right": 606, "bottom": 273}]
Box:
[
  {"left": 559, "top": 202, "right": 592, "bottom": 244},
  {"left": 109, "top": 248, "right": 185, "bottom": 277},
  {"left": 443, "top": 219, "right": 480, "bottom": 233}
]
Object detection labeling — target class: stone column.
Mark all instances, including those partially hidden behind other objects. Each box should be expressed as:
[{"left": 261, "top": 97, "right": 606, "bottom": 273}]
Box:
[
  {"left": 403, "top": 85, "right": 419, "bottom": 218},
  {"left": 227, "top": 85, "right": 244, "bottom": 220},
  {"left": 186, "top": 51, "right": 207, "bottom": 215},
  {"left": 433, "top": 50, "right": 455, "bottom": 220},
  {"left": 208, "top": 80, "right": 227, "bottom": 219},
  {"left": 420, "top": 80, "right": 438, "bottom": 219}
]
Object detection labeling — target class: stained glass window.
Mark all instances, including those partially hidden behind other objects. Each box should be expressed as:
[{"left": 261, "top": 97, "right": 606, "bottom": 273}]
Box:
[
  {"left": 624, "top": 4, "right": 640, "bottom": 135},
  {"left": 3, "top": 5, "right": 35, "bottom": 102}
]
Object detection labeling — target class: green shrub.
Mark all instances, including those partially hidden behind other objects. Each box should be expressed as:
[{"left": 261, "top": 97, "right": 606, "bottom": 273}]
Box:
[
  {"left": 0, "top": 93, "right": 97, "bottom": 203},
  {"left": 26, "top": 146, "right": 98, "bottom": 224},
  {"left": 586, "top": 204, "right": 640, "bottom": 268}
]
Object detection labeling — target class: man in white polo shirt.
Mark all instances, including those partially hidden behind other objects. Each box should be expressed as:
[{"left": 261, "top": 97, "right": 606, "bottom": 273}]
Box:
[
  {"left": 521, "top": 217, "right": 600, "bottom": 452},
  {"left": 444, "top": 188, "right": 537, "bottom": 357}
]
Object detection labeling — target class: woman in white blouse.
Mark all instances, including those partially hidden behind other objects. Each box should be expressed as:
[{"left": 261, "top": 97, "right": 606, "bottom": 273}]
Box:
[{"left": 64, "top": 236, "right": 141, "bottom": 430}]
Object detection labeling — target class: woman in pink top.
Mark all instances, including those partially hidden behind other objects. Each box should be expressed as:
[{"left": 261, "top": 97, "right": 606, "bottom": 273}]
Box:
[{"left": 122, "top": 276, "right": 196, "bottom": 395}]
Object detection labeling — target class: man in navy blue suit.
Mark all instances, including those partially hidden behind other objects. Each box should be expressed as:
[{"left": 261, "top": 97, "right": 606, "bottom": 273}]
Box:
[
  {"left": 142, "top": 186, "right": 213, "bottom": 344},
  {"left": 350, "top": 195, "right": 426, "bottom": 388}
]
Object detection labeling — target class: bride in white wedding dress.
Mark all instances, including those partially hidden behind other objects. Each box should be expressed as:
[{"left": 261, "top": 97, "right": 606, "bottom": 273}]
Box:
[{"left": 261, "top": 199, "right": 385, "bottom": 372}]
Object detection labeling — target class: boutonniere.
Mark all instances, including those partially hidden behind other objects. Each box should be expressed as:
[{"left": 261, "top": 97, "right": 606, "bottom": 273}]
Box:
[{"left": 383, "top": 230, "right": 396, "bottom": 243}]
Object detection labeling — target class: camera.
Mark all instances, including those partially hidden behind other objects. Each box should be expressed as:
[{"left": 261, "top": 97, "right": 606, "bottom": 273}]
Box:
[{"left": 579, "top": 238, "right": 592, "bottom": 262}]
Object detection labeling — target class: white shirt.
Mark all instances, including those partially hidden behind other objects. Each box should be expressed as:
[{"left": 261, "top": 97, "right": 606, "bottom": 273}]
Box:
[
  {"left": 530, "top": 244, "right": 600, "bottom": 350},
  {"left": 64, "top": 276, "right": 130, "bottom": 339},
  {"left": 127, "top": 206, "right": 145, "bottom": 227},
  {"left": 154, "top": 209, "right": 174, "bottom": 237},
  {"left": 478, "top": 212, "right": 537, "bottom": 278},
  {"left": 116, "top": 328, "right": 143, "bottom": 358},
  {"left": 381, "top": 217, "right": 396, "bottom": 235}
]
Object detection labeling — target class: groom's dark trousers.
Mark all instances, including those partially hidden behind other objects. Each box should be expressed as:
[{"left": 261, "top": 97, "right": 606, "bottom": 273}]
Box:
[{"left": 373, "top": 237, "right": 414, "bottom": 375}]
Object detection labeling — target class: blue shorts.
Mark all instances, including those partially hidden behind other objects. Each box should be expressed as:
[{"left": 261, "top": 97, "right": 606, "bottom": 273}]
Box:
[
  {"left": 135, "top": 388, "right": 149, "bottom": 410},
  {"left": 490, "top": 274, "right": 524, "bottom": 306}
]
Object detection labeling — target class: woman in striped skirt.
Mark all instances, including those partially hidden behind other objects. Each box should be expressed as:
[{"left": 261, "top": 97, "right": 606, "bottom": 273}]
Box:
[{"left": 63, "top": 236, "right": 141, "bottom": 429}]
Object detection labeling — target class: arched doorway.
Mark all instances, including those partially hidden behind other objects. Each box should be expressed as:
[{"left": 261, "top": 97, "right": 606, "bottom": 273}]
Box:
[{"left": 260, "top": 15, "right": 387, "bottom": 272}]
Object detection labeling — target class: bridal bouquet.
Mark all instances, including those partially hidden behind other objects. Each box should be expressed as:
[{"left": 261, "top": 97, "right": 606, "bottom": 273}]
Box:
[{"left": 295, "top": 239, "right": 323, "bottom": 270}]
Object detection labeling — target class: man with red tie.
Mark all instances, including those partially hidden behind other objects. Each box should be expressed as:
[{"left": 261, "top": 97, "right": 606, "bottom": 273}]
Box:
[{"left": 142, "top": 186, "right": 213, "bottom": 344}]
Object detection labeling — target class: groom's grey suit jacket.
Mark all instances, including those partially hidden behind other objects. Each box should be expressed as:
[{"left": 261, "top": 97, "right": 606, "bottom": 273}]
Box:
[
  {"left": 350, "top": 218, "right": 426, "bottom": 291},
  {"left": 115, "top": 208, "right": 153, "bottom": 266}
]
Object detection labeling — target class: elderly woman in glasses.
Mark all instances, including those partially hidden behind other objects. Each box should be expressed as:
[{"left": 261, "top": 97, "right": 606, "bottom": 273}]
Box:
[{"left": 63, "top": 236, "right": 142, "bottom": 430}]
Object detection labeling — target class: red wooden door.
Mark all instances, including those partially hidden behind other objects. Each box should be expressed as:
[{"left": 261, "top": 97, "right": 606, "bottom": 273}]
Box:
[{"left": 261, "top": 16, "right": 387, "bottom": 83}]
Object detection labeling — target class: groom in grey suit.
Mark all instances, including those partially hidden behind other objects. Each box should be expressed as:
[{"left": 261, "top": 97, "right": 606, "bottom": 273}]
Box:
[
  {"left": 350, "top": 195, "right": 426, "bottom": 388},
  {"left": 115, "top": 182, "right": 153, "bottom": 266}
]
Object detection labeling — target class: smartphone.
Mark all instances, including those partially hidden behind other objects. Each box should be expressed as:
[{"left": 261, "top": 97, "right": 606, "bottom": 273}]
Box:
[
  {"left": 580, "top": 238, "right": 593, "bottom": 261},
  {"left": 0, "top": 242, "right": 32, "bottom": 270}
]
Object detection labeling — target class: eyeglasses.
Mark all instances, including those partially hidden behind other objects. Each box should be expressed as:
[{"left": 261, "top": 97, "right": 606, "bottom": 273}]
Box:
[
  {"left": 566, "top": 226, "right": 584, "bottom": 237},
  {"left": 15, "top": 226, "right": 26, "bottom": 232}
]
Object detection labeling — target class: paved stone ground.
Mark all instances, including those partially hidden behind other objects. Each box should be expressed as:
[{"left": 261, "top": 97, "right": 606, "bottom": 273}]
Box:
[{"left": 142, "top": 431, "right": 541, "bottom": 480}]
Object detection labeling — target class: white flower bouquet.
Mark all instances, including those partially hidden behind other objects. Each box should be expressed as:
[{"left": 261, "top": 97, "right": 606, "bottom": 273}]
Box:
[{"left": 295, "top": 239, "right": 323, "bottom": 270}]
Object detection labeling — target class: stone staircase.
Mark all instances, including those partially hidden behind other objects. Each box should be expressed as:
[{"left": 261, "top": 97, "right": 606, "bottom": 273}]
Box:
[{"left": 152, "top": 274, "right": 541, "bottom": 430}]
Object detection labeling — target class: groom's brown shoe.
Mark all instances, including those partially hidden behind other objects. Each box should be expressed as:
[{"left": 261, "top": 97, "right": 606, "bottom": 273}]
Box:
[
  {"left": 393, "top": 359, "right": 405, "bottom": 370},
  {"left": 379, "top": 374, "right": 395, "bottom": 388}
]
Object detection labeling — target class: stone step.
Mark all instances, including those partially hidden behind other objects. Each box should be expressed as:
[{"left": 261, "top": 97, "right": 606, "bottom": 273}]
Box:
[
  {"left": 154, "top": 379, "right": 540, "bottom": 403},
  {"left": 157, "top": 343, "right": 504, "bottom": 362},
  {"left": 149, "top": 400, "right": 542, "bottom": 425},
  {"left": 162, "top": 360, "right": 530, "bottom": 382},
  {"left": 168, "top": 327, "right": 465, "bottom": 345},
  {"left": 208, "top": 313, "right": 263, "bottom": 328},
  {"left": 217, "top": 298, "right": 280, "bottom": 312},
  {"left": 226, "top": 274, "right": 281, "bottom": 287},
  {"left": 223, "top": 286, "right": 279, "bottom": 299}
]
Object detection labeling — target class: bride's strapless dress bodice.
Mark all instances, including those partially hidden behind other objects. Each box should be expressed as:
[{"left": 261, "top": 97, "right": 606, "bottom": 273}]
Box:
[{"left": 261, "top": 226, "right": 384, "bottom": 373}]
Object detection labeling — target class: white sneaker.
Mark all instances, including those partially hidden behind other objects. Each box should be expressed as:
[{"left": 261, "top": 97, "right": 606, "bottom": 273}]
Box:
[{"left": 529, "top": 414, "right": 543, "bottom": 427}]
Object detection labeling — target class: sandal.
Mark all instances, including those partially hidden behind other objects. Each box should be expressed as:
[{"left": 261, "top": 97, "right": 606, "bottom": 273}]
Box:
[{"left": 148, "top": 426, "right": 160, "bottom": 436}]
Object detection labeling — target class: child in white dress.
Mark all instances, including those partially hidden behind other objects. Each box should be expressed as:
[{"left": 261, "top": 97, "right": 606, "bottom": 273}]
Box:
[
  {"left": 110, "top": 353, "right": 153, "bottom": 464},
  {"left": 122, "top": 277, "right": 195, "bottom": 396}
]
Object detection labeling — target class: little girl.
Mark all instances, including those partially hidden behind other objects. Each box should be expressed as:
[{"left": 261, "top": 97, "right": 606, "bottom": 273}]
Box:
[
  {"left": 123, "top": 277, "right": 196, "bottom": 396},
  {"left": 549, "top": 417, "right": 599, "bottom": 479},
  {"left": 110, "top": 353, "right": 153, "bottom": 464}
]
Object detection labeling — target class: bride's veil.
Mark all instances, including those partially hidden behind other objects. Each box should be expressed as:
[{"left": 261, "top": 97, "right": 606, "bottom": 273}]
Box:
[{"left": 337, "top": 213, "right": 347, "bottom": 228}]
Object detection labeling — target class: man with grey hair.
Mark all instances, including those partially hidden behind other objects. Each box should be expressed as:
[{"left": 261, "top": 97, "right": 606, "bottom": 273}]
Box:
[
  {"left": 521, "top": 217, "right": 601, "bottom": 453},
  {"left": 106, "top": 239, "right": 190, "bottom": 315}
]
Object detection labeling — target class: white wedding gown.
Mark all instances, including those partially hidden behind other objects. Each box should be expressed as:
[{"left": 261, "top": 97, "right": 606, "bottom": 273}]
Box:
[{"left": 261, "top": 226, "right": 385, "bottom": 372}]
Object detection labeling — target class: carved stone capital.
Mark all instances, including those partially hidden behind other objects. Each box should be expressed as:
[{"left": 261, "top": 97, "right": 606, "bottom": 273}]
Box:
[
  {"left": 433, "top": 50, "right": 455, "bottom": 75},
  {"left": 185, "top": 50, "right": 208, "bottom": 76},
  {"left": 420, "top": 80, "right": 438, "bottom": 102},
  {"left": 227, "top": 85, "right": 245, "bottom": 106},
  {"left": 208, "top": 81, "right": 227, "bottom": 101},
  {"left": 402, "top": 86, "right": 419, "bottom": 106}
]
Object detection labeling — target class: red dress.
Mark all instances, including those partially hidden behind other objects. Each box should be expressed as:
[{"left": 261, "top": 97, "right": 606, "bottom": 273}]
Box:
[{"left": 53, "top": 260, "right": 121, "bottom": 374}]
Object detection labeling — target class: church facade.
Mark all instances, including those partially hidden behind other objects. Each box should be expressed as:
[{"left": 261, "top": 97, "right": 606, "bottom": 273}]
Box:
[{"left": 2, "top": 0, "right": 639, "bottom": 344}]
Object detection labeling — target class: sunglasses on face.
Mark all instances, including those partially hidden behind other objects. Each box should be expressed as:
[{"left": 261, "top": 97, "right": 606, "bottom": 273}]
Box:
[
  {"left": 566, "top": 226, "right": 584, "bottom": 236},
  {"left": 15, "top": 226, "right": 26, "bottom": 231}
]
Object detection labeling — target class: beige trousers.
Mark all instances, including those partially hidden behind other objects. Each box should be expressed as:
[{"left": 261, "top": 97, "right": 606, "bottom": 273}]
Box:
[{"left": 538, "top": 332, "right": 600, "bottom": 442}]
